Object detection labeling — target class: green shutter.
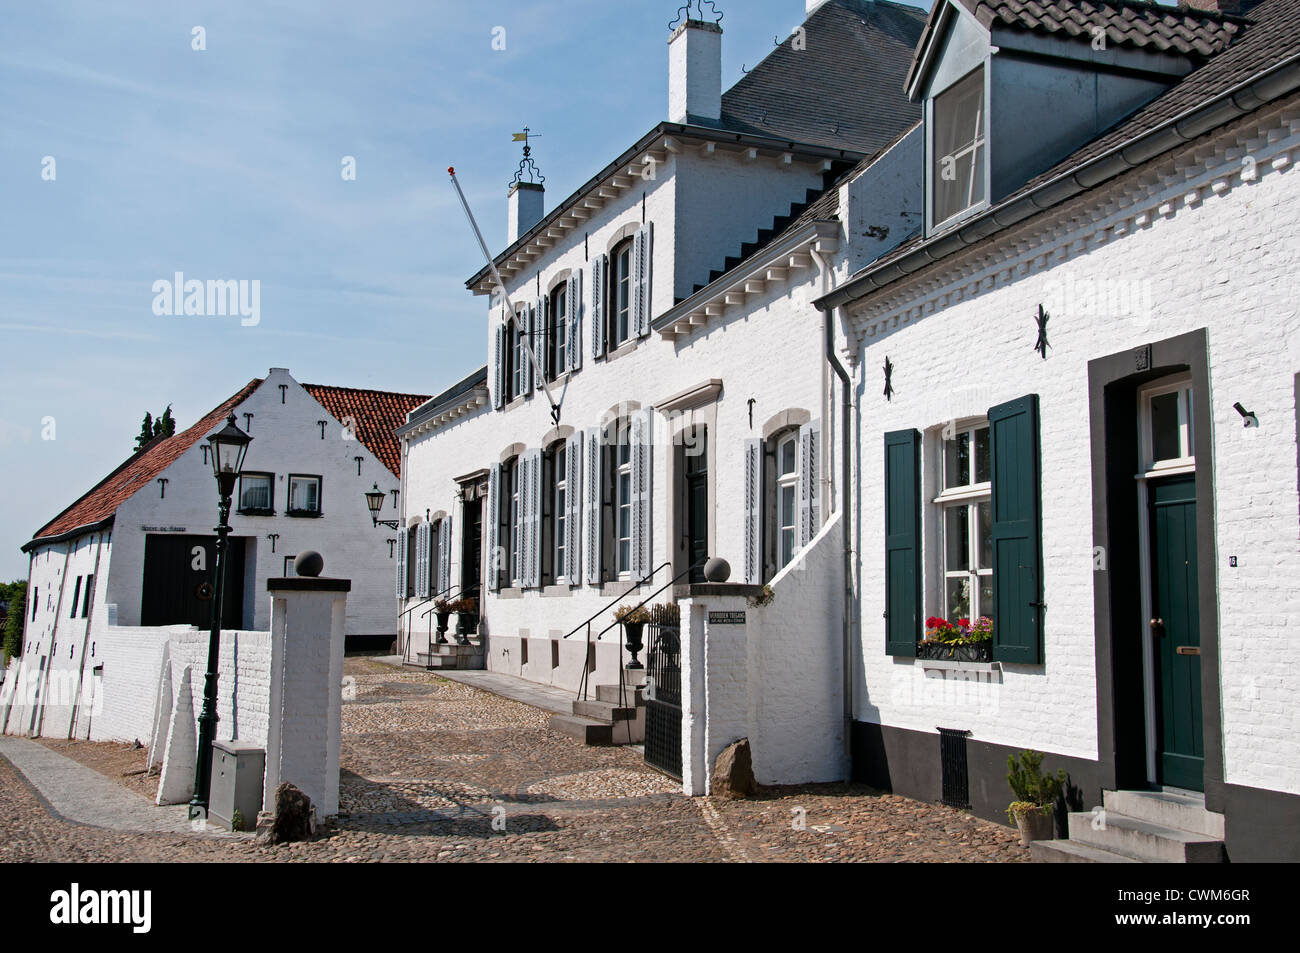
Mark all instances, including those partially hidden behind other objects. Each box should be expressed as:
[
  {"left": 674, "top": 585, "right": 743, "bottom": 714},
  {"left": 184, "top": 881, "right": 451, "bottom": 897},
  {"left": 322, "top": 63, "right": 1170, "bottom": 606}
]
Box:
[
  {"left": 884, "top": 429, "right": 921, "bottom": 657},
  {"left": 989, "top": 394, "right": 1044, "bottom": 664}
]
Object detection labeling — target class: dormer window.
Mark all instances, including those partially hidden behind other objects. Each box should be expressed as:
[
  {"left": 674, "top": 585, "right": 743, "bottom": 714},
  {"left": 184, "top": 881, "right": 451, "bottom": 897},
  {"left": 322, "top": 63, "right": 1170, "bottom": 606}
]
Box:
[{"left": 930, "top": 65, "right": 987, "bottom": 229}]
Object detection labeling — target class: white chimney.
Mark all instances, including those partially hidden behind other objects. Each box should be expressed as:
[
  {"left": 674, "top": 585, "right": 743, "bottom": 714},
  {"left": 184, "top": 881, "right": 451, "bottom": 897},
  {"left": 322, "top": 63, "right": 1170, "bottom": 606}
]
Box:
[
  {"left": 507, "top": 181, "right": 544, "bottom": 244},
  {"left": 668, "top": 20, "right": 722, "bottom": 124}
]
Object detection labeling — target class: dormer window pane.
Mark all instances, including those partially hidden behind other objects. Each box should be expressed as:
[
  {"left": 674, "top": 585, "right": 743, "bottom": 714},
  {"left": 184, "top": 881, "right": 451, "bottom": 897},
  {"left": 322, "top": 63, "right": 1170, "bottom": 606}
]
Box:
[{"left": 932, "top": 66, "right": 986, "bottom": 226}]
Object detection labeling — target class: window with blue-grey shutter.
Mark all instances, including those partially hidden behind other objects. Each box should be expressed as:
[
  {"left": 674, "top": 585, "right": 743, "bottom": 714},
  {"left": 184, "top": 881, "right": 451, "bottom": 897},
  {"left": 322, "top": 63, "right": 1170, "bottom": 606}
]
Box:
[
  {"left": 415, "top": 521, "right": 430, "bottom": 598},
  {"left": 440, "top": 516, "right": 453, "bottom": 595},
  {"left": 524, "top": 449, "right": 543, "bottom": 589},
  {"left": 798, "top": 420, "right": 821, "bottom": 549},
  {"left": 493, "top": 321, "right": 506, "bottom": 410},
  {"left": 591, "top": 255, "right": 607, "bottom": 360},
  {"left": 585, "top": 426, "right": 603, "bottom": 585},
  {"left": 630, "top": 409, "right": 654, "bottom": 579},
  {"left": 566, "top": 431, "right": 583, "bottom": 583},
  {"left": 522, "top": 305, "right": 535, "bottom": 396},
  {"left": 396, "top": 525, "right": 409, "bottom": 600},
  {"left": 885, "top": 429, "right": 921, "bottom": 657},
  {"left": 989, "top": 394, "right": 1044, "bottom": 664},
  {"left": 743, "top": 438, "right": 762, "bottom": 584},
  {"left": 631, "top": 224, "right": 653, "bottom": 339},
  {"left": 487, "top": 465, "right": 501, "bottom": 592},
  {"left": 536, "top": 295, "right": 549, "bottom": 384},
  {"left": 567, "top": 269, "right": 583, "bottom": 372}
]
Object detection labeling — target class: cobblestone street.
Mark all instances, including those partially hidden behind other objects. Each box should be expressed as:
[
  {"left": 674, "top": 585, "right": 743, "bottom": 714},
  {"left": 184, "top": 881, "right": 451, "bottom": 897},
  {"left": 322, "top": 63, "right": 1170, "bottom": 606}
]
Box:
[{"left": 0, "top": 659, "right": 1026, "bottom": 862}]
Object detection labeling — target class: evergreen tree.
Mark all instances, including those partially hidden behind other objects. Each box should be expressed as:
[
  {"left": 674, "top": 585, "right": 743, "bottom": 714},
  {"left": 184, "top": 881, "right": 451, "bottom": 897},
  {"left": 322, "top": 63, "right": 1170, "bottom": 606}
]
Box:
[
  {"left": 154, "top": 404, "right": 176, "bottom": 439},
  {"left": 134, "top": 412, "right": 155, "bottom": 452}
]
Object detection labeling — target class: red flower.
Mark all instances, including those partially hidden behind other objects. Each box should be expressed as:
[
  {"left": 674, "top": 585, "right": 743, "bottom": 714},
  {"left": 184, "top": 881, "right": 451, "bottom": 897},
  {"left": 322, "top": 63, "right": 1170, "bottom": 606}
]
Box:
[{"left": 958, "top": 618, "right": 971, "bottom": 628}]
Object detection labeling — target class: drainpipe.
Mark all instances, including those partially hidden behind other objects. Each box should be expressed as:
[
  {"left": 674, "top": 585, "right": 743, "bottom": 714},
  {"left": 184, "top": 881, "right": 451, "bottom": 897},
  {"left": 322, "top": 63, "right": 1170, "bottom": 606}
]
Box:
[{"left": 813, "top": 246, "right": 856, "bottom": 771}]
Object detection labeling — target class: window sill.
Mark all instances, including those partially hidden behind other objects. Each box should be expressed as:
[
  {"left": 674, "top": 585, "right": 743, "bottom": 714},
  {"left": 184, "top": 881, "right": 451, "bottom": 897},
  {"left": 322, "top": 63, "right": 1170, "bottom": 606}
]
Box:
[
  {"left": 600, "top": 580, "right": 639, "bottom": 599},
  {"left": 286, "top": 511, "right": 323, "bottom": 519},
  {"left": 236, "top": 509, "right": 275, "bottom": 518},
  {"left": 496, "top": 587, "right": 524, "bottom": 600},
  {"left": 933, "top": 483, "right": 991, "bottom": 505},
  {"left": 541, "top": 585, "right": 574, "bottom": 598},
  {"left": 503, "top": 394, "right": 532, "bottom": 412},
  {"left": 602, "top": 338, "right": 644, "bottom": 364},
  {"left": 915, "top": 658, "right": 1002, "bottom": 676}
]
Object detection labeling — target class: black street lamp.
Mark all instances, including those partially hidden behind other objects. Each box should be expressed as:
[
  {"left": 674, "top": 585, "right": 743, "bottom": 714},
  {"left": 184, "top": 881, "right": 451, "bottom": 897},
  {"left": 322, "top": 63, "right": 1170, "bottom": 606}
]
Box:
[
  {"left": 365, "top": 483, "right": 401, "bottom": 530},
  {"left": 189, "top": 413, "right": 251, "bottom": 821}
]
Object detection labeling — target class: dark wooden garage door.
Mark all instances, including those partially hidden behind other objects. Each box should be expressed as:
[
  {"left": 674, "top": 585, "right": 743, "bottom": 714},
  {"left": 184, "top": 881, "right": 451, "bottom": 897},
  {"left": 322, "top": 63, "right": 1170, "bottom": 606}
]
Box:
[{"left": 141, "top": 534, "right": 245, "bottom": 629}]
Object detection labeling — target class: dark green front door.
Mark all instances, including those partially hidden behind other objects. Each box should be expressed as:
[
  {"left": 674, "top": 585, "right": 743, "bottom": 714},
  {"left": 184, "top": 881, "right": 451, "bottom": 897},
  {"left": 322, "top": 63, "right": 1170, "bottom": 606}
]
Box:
[
  {"left": 686, "top": 430, "right": 708, "bottom": 583},
  {"left": 1149, "top": 476, "right": 1204, "bottom": 791}
]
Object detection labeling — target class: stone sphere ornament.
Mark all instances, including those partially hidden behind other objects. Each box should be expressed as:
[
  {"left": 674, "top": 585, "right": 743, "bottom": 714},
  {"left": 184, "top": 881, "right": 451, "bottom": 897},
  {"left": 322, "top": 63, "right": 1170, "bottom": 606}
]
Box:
[
  {"left": 703, "top": 557, "right": 731, "bottom": 583},
  {"left": 294, "top": 551, "right": 324, "bottom": 578}
]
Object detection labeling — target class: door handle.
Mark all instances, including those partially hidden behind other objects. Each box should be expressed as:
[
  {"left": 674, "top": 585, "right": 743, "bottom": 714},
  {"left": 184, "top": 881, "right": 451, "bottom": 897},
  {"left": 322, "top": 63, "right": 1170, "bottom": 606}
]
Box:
[
  {"left": 1150, "top": 618, "right": 1165, "bottom": 635},
  {"left": 1176, "top": 645, "right": 1201, "bottom": 657}
]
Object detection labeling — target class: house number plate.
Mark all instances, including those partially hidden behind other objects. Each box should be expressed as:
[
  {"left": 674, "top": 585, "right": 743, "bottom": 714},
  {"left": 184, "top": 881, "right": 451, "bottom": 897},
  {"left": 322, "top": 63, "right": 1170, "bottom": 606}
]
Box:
[
  {"left": 1176, "top": 646, "right": 1201, "bottom": 656},
  {"left": 709, "top": 611, "right": 746, "bottom": 625}
]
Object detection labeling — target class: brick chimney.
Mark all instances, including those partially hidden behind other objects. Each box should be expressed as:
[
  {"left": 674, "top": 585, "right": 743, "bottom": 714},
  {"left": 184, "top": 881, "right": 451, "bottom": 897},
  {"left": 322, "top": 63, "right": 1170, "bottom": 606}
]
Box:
[
  {"left": 508, "top": 181, "right": 544, "bottom": 245},
  {"left": 668, "top": 19, "right": 722, "bottom": 124}
]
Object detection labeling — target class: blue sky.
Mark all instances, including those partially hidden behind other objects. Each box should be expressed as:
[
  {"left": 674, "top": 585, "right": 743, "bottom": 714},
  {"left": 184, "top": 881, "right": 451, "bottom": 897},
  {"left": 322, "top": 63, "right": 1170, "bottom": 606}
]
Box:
[{"left": 0, "top": 0, "right": 934, "bottom": 581}]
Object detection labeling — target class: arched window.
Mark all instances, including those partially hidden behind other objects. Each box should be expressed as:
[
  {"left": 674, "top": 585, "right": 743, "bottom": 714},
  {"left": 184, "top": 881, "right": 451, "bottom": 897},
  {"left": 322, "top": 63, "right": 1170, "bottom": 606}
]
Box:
[
  {"left": 544, "top": 440, "right": 568, "bottom": 584},
  {"left": 774, "top": 431, "right": 799, "bottom": 571},
  {"left": 609, "top": 238, "right": 633, "bottom": 349},
  {"left": 548, "top": 282, "right": 568, "bottom": 381}
]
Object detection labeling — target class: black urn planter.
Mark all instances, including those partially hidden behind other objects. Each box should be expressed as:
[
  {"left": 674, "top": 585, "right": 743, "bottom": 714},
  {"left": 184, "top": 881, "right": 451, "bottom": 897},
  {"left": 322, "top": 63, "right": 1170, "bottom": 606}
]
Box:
[
  {"left": 435, "top": 611, "right": 451, "bottom": 645},
  {"left": 454, "top": 612, "right": 476, "bottom": 645},
  {"left": 623, "top": 621, "right": 646, "bottom": 669}
]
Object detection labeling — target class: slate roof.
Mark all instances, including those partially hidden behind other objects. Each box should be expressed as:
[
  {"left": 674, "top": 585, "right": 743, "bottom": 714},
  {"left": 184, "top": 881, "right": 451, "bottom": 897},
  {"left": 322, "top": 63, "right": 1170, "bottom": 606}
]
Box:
[
  {"left": 718, "top": 0, "right": 929, "bottom": 154},
  {"left": 906, "top": 0, "right": 1249, "bottom": 93},
  {"left": 399, "top": 366, "right": 489, "bottom": 434},
  {"left": 29, "top": 379, "right": 263, "bottom": 545},
  {"left": 831, "top": 0, "right": 1297, "bottom": 304},
  {"left": 301, "top": 384, "right": 431, "bottom": 477}
]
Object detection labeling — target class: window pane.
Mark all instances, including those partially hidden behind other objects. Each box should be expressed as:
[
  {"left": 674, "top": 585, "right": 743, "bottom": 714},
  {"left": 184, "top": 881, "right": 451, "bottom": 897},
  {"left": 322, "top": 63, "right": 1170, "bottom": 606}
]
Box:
[
  {"left": 945, "top": 506, "right": 970, "bottom": 571},
  {"left": 241, "top": 476, "right": 270, "bottom": 510},
  {"left": 781, "top": 528, "right": 795, "bottom": 568},
  {"left": 290, "top": 478, "right": 318, "bottom": 511},
  {"left": 780, "top": 485, "right": 796, "bottom": 530},
  {"left": 978, "top": 574, "right": 993, "bottom": 620},
  {"left": 946, "top": 576, "right": 971, "bottom": 623},
  {"left": 1184, "top": 387, "right": 1194, "bottom": 454},
  {"left": 780, "top": 437, "right": 797, "bottom": 476},
  {"left": 945, "top": 431, "right": 971, "bottom": 489},
  {"left": 976, "top": 501, "right": 991, "bottom": 570},
  {"left": 974, "top": 426, "right": 990, "bottom": 484},
  {"left": 932, "top": 67, "right": 986, "bottom": 225},
  {"left": 1151, "top": 392, "right": 1181, "bottom": 461}
]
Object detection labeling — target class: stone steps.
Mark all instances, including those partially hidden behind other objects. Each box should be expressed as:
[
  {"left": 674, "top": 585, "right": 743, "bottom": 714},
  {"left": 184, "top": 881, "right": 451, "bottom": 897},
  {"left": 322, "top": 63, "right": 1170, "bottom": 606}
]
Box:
[
  {"left": 548, "top": 669, "right": 647, "bottom": 746},
  {"left": 1033, "top": 790, "right": 1226, "bottom": 863},
  {"left": 406, "top": 640, "right": 485, "bottom": 672}
]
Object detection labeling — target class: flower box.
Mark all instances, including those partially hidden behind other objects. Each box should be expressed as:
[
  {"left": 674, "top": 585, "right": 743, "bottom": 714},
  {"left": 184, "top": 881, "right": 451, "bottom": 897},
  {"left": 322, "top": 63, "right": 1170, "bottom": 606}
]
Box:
[{"left": 917, "top": 640, "right": 992, "bottom": 663}]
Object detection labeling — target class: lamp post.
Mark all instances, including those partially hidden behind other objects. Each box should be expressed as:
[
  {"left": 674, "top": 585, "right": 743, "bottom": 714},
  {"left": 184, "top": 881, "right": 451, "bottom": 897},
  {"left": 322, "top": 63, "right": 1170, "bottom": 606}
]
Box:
[
  {"left": 189, "top": 413, "right": 251, "bottom": 820},
  {"left": 365, "top": 483, "right": 401, "bottom": 530}
]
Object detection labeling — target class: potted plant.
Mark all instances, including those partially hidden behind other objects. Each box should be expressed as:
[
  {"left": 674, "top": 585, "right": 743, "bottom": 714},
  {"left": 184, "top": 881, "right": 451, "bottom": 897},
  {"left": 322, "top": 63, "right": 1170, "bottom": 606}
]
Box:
[
  {"left": 432, "top": 599, "right": 453, "bottom": 644},
  {"left": 615, "top": 604, "right": 651, "bottom": 669},
  {"left": 449, "top": 597, "right": 478, "bottom": 644},
  {"left": 1006, "top": 749, "right": 1066, "bottom": 847},
  {"left": 918, "top": 616, "right": 993, "bottom": 662}
]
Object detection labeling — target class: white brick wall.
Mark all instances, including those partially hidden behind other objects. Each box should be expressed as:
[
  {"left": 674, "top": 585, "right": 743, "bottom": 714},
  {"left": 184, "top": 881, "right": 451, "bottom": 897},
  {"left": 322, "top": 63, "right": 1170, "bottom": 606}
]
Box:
[{"left": 848, "top": 98, "right": 1300, "bottom": 796}]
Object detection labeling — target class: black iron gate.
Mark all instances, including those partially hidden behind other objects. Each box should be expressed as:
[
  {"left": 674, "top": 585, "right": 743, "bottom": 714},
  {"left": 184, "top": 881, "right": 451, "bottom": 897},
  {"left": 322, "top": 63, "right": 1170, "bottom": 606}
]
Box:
[{"left": 644, "top": 615, "right": 682, "bottom": 778}]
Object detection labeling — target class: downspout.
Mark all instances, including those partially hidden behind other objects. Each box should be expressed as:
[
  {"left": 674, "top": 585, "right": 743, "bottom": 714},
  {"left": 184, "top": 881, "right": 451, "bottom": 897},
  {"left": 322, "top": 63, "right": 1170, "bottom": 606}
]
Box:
[{"left": 813, "top": 246, "right": 856, "bottom": 771}]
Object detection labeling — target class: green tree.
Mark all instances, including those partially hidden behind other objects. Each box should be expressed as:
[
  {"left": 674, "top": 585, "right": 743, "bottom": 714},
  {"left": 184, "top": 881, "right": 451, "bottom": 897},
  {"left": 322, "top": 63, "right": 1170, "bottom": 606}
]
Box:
[
  {"left": 2, "top": 580, "right": 26, "bottom": 663},
  {"left": 154, "top": 404, "right": 176, "bottom": 439},
  {"left": 134, "top": 411, "right": 155, "bottom": 452}
]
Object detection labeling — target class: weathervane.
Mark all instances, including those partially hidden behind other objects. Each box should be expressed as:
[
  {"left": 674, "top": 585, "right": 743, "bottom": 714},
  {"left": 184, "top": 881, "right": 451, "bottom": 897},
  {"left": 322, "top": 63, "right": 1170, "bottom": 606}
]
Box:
[
  {"left": 669, "top": 0, "right": 724, "bottom": 32},
  {"left": 510, "top": 127, "right": 545, "bottom": 186}
]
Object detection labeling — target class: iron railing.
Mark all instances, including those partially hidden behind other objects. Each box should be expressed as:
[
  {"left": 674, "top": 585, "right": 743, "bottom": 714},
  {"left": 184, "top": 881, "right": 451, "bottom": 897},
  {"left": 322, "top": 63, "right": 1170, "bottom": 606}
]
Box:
[
  {"left": 402, "top": 583, "right": 479, "bottom": 665},
  {"left": 563, "top": 559, "right": 703, "bottom": 704}
]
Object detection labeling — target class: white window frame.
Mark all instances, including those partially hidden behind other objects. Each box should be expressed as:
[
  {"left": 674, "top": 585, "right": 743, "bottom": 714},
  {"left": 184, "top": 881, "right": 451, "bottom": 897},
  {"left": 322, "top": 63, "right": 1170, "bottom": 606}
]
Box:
[
  {"left": 509, "top": 458, "right": 523, "bottom": 587},
  {"left": 928, "top": 64, "right": 989, "bottom": 234},
  {"left": 775, "top": 432, "right": 799, "bottom": 573},
  {"left": 611, "top": 241, "right": 632, "bottom": 349},
  {"left": 616, "top": 435, "right": 633, "bottom": 579},
  {"left": 553, "top": 442, "right": 568, "bottom": 584},
  {"left": 932, "top": 420, "right": 993, "bottom": 623},
  {"left": 238, "top": 472, "right": 273, "bottom": 512},
  {"left": 550, "top": 283, "right": 568, "bottom": 382},
  {"left": 288, "top": 475, "right": 321, "bottom": 514},
  {"left": 1137, "top": 375, "right": 1196, "bottom": 479}
]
